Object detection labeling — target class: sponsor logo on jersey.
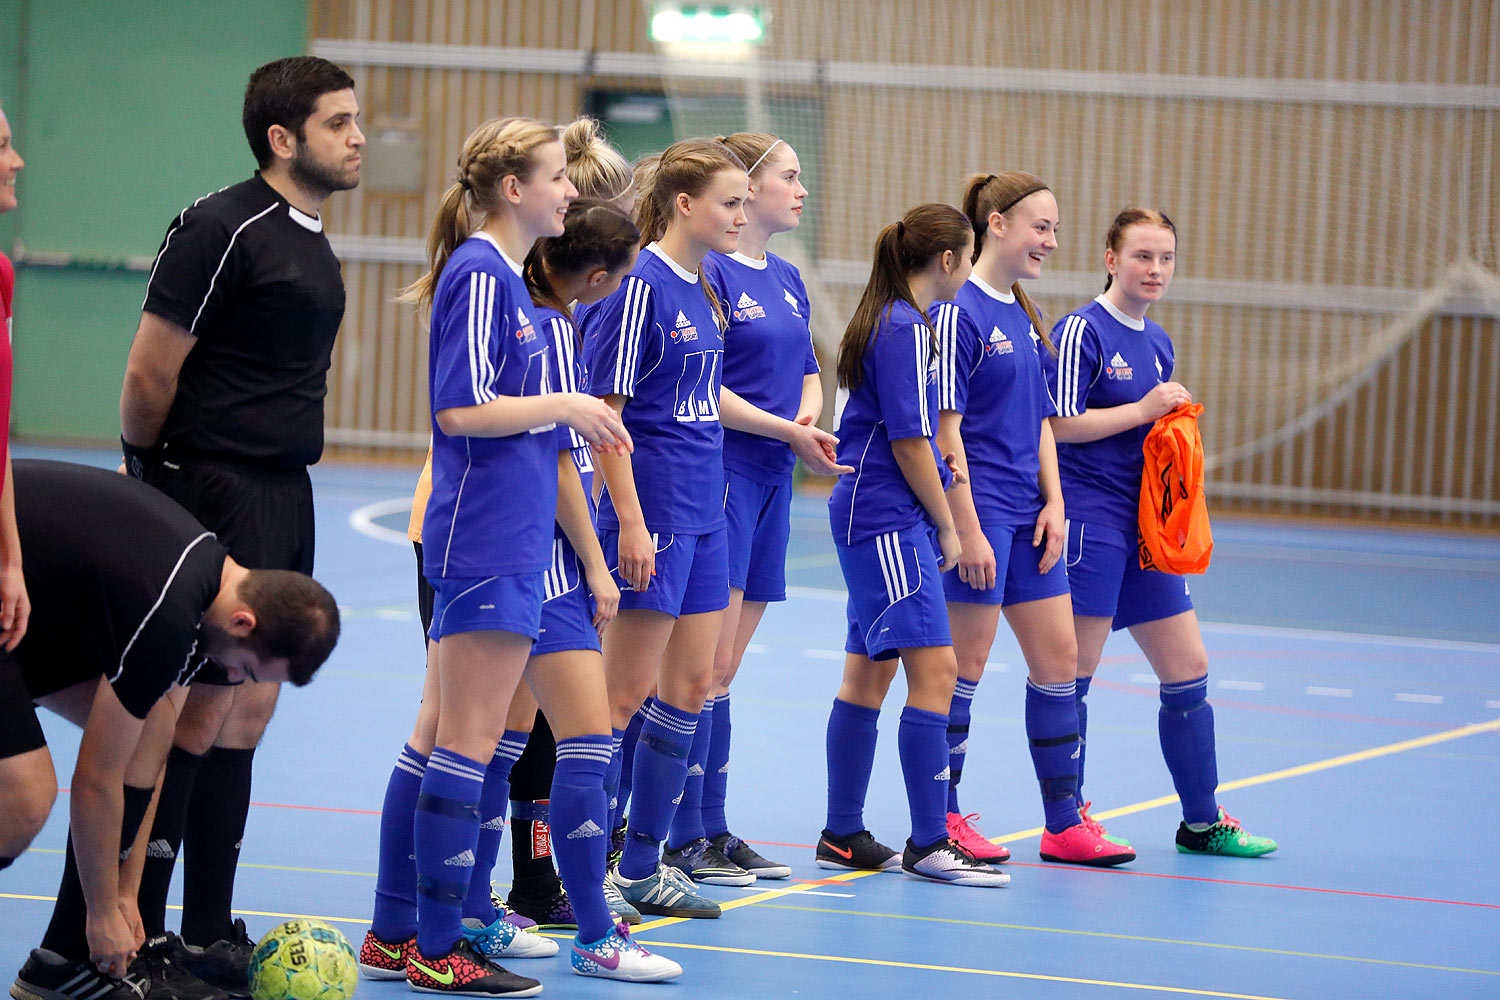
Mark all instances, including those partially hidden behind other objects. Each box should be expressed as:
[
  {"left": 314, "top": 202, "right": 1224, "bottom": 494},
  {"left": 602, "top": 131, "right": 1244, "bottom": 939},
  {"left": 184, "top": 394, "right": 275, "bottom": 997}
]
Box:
[
  {"left": 784, "top": 288, "right": 802, "bottom": 315},
  {"left": 515, "top": 307, "right": 537, "bottom": 343},
  {"left": 732, "top": 290, "right": 766, "bottom": 322},
  {"left": 1105, "top": 351, "right": 1134, "bottom": 380},
  {"left": 985, "top": 326, "right": 1014, "bottom": 356},
  {"left": 671, "top": 310, "right": 700, "bottom": 342}
]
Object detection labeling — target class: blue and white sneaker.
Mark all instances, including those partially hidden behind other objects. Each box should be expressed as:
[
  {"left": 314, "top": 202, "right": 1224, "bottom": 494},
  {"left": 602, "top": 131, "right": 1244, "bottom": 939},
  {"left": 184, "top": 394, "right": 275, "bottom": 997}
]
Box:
[
  {"left": 607, "top": 863, "right": 721, "bottom": 918},
  {"left": 571, "top": 920, "right": 681, "bottom": 982},
  {"left": 901, "top": 838, "right": 1010, "bottom": 887},
  {"left": 602, "top": 873, "right": 642, "bottom": 924},
  {"left": 460, "top": 915, "right": 559, "bottom": 959}
]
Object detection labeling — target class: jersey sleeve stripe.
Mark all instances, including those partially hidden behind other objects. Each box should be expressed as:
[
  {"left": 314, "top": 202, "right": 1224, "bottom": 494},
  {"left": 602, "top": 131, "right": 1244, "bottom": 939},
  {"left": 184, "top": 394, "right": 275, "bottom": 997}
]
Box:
[
  {"left": 935, "top": 303, "right": 959, "bottom": 411},
  {"left": 182, "top": 204, "right": 278, "bottom": 336},
  {"left": 613, "top": 277, "right": 651, "bottom": 395},
  {"left": 113, "top": 531, "right": 217, "bottom": 683},
  {"left": 467, "top": 272, "right": 498, "bottom": 404},
  {"left": 1056, "top": 315, "right": 1086, "bottom": 416},
  {"left": 914, "top": 323, "right": 932, "bottom": 437},
  {"left": 551, "top": 318, "right": 576, "bottom": 393}
]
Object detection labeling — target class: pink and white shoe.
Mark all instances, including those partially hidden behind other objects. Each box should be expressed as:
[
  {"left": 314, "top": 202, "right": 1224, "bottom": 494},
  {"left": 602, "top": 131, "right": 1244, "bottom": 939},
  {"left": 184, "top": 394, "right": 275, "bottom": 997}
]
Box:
[{"left": 945, "top": 812, "right": 1011, "bottom": 863}]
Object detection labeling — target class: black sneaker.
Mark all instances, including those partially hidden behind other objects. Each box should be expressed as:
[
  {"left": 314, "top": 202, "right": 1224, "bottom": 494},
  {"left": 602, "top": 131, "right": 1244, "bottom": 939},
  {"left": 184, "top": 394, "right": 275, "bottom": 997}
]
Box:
[
  {"left": 504, "top": 887, "right": 577, "bottom": 929},
  {"left": 131, "top": 936, "right": 234, "bottom": 1000},
  {"left": 10, "top": 948, "right": 149, "bottom": 1000},
  {"left": 178, "top": 920, "right": 253, "bottom": 991},
  {"left": 901, "top": 837, "right": 1010, "bottom": 887},
  {"left": 814, "top": 828, "right": 902, "bottom": 872},
  {"left": 404, "top": 937, "right": 541, "bottom": 997},
  {"left": 710, "top": 832, "right": 792, "bottom": 879},
  {"left": 662, "top": 837, "right": 754, "bottom": 886}
]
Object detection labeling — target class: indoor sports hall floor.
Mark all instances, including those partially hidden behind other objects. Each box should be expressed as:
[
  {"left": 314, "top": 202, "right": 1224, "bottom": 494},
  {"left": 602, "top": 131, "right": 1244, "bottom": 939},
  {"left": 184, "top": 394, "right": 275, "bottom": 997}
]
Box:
[{"left": 4, "top": 447, "right": 1498, "bottom": 1000}]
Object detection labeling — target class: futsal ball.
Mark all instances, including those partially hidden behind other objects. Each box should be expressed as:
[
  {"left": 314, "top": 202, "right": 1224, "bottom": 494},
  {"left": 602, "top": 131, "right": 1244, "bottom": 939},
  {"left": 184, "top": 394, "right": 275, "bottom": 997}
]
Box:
[{"left": 248, "top": 920, "right": 359, "bottom": 1000}]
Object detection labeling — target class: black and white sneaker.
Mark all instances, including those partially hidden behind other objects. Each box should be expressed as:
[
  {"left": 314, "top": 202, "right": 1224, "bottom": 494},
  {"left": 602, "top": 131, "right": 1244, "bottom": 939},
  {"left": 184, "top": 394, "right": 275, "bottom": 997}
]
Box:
[
  {"left": 132, "top": 936, "right": 235, "bottom": 1000},
  {"left": 661, "top": 837, "right": 754, "bottom": 886},
  {"left": 10, "top": 948, "right": 149, "bottom": 1000},
  {"left": 178, "top": 920, "right": 253, "bottom": 992},
  {"left": 814, "top": 828, "right": 903, "bottom": 871},
  {"left": 710, "top": 833, "right": 792, "bottom": 879},
  {"left": 901, "top": 837, "right": 1010, "bottom": 887}
]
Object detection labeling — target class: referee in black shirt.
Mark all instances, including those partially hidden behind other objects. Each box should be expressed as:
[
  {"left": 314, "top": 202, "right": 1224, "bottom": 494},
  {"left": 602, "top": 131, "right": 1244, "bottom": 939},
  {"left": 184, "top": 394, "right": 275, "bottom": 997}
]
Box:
[{"left": 117, "top": 56, "right": 362, "bottom": 974}]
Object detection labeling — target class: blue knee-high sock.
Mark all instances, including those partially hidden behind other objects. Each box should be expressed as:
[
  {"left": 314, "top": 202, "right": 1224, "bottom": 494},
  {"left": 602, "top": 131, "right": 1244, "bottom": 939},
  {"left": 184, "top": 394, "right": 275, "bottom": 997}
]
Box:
[
  {"left": 824, "top": 698, "right": 880, "bottom": 837},
  {"left": 612, "top": 700, "right": 650, "bottom": 833},
  {"left": 1075, "top": 674, "right": 1093, "bottom": 808},
  {"left": 1159, "top": 677, "right": 1219, "bottom": 825},
  {"left": 603, "top": 728, "right": 626, "bottom": 841},
  {"left": 464, "top": 730, "right": 528, "bottom": 922},
  {"left": 701, "top": 694, "right": 732, "bottom": 839},
  {"left": 898, "top": 705, "right": 950, "bottom": 848},
  {"left": 667, "top": 698, "right": 715, "bottom": 850},
  {"left": 550, "top": 735, "right": 613, "bottom": 943},
  {"left": 1025, "top": 680, "right": 1083, "bottom": 833},
  {"left": 946, "top": 679, "right": 977, "bottom": 814},
  {"left": 619, "top": 700, "right": 698, "bottom": 880},
  {"left": 371, "top": 744, "right": 427, "bottom": 941},
  {"left": 414, "top": 747, "right": 486, "bottom": 958}
]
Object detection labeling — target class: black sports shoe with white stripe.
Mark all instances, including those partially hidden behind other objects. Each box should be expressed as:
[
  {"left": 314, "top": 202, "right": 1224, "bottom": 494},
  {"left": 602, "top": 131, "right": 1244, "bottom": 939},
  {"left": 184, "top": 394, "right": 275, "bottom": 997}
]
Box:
[
  {"left": 814, "top": 828, "right": 902, "bottom": 872},
  {"left": 661, "top": 838, "right": 754, "bottom": 886},
  {"left": 901, "top": 837, "right": 1010, "bottom": 887},
  {"left": 710, "top": 833, "right": 792, "bottom": 879},
  {"left": 11, "top": 948, "right": 149, "bottom": 1000}
]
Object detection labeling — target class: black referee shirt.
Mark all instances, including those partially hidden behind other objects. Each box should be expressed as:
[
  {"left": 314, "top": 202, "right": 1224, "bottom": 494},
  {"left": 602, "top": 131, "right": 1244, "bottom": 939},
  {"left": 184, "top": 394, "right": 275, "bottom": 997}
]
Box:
[
  {"left": 142, "top": 174, "right": 345, "bottom": 469},
  {"left": 12, "top": 460, "right": 228, "bottom": 719}
]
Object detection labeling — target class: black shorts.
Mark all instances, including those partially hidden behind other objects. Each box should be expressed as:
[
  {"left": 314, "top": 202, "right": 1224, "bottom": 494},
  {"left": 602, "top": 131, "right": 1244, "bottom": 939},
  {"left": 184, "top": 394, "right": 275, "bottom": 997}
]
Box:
[
  {"left": 414, "top": 541, "right": 435, "bottom": 643},
  {"left": 0, "top": 657, "right": 47, "bottom": 760}
]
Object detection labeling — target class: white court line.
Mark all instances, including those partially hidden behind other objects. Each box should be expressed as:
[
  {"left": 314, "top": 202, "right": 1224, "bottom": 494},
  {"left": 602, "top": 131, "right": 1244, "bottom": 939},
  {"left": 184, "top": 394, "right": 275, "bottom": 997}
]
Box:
[
  {"left": 1395, "top": 692, "right": 1445, "bottom": 704},
  {"left": 745, "top": 643, "right": 769, "bottom": 655},
  {"left": 1306, "top": 686, "right": 1355, "bottom": 698},
  {"left": 1217, "top": 679, "right": 1266, "bottom": 692},
  {"left": 802, "top": 649, "right": 845, "bottom": 660},
  {"left": 349, "top": 497, "right": 416, "bottom": 546},
  {"left": 1128, "top": 673, "right": 1157, "bottom": 685},
  {"left": 985, "top": 661, "right": 1009, "bottom": 672},
  {"left": 1488, "top": 700, "right": 1500, "bottom": 710}
]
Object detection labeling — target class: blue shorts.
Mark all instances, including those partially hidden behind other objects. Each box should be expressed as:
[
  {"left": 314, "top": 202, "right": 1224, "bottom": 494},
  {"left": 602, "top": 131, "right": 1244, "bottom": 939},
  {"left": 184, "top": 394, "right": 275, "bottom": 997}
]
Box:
[
  {"left": 428, "top": 571, "right": 546, "bottom": 641},
  {"left": 943, "top": 521, "right": 1071, "bottom": 607},
  {"left": 837, "top": 523, "right": 952, "bottom": 661},
  {"left": 1065, "top": 519, "right": 1192, "bottom": 630},
  {"left": 533, "top": 538, "right": 602, "bottom": 656},
  {"left": 724, "top": 470, "right": 792, "bottom": 603},
  {"left": 598, "top": 527, "right": 730, "bottom": 618}
]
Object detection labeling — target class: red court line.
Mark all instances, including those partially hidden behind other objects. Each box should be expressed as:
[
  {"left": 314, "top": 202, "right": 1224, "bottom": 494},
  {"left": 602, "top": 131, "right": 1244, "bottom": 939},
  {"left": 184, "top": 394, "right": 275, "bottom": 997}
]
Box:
[
  {"left": 1005, "top": 861, "right": 1499, "bottom": 909},
  {"left": 1088, "top": 678, "right": 1450, "bottom": 730}
]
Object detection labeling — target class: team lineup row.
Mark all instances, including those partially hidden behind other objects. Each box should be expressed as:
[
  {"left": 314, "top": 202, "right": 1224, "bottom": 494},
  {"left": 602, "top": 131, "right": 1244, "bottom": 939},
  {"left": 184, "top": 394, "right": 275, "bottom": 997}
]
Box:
[{"left": 0, "top": 55, "right": 1275, "bottom": 1000}]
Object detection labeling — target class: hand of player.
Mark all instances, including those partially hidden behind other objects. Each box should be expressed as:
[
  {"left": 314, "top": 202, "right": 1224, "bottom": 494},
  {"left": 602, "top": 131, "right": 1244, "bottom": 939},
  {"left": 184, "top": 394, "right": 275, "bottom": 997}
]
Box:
[
  {"left": 617, "top": 522, "right": 656, "bottom": 594},
  {"left": 957, "top": 527, "right": 997, "bottom": 590},
  {"left": 1034, "top": 499, "right": 1065, "bottom": 574},
  {"left": 942, "top": 452, "right": 967, "bottom": 488},
  {"left": 116, "top": 896, "right": 146, "bottom": 955},
  {"left": 585, "top": 560, "right": 621, "bottom": 635},
  {"left": 936, "top": 524, "right": 962, "bottom": 573},
  {"left": 0, "top": 561, "right": 30, "bottom": 652},
  {"left": 562, "top": 394, "right": 633, "bottom": 456},
  {"left": 86, "top": 907, "right": 138, "bottom": 979},
  {"left": 787, "top": 415, "right": 852, "bottom": 476},
  {"left": 1137, "top": 381, "right": 1192, "bottom": 423}
]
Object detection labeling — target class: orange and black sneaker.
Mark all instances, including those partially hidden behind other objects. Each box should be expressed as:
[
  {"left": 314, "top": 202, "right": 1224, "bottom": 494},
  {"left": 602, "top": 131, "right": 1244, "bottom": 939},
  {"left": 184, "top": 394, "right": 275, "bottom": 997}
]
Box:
[
  {"left": 814, "top": 828, "right": 902, "bottom": 871},
  {"left": 405, "top": 937, "right": 542, "bottom": 997},
  {"left": 358, "top": 929, "right": 412, "bottom": 980}
]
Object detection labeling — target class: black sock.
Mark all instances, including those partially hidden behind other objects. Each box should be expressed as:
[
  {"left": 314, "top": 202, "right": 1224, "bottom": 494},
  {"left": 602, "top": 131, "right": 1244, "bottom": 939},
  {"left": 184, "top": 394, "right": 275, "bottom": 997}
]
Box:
[
  {"left": 180, "top": 746, "right": 254, "bottom": 946},
  {"left": 41, "top": 784, "right": 154, "bottom": 960},
  {"left": 0, "top": 856, "right": 12, "bottom": 872},
  {"left": 508, "top": 712, "right": 561, "bottom": 899},
  {"left": 137, "top": 745, "right": 204, "bottom": 937}
]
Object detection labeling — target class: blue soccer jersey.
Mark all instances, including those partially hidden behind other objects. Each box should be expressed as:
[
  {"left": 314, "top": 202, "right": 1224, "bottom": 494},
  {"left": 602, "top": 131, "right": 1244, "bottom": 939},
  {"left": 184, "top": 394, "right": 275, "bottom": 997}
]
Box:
[
  {"left": 583, "top": 242, "right": 726, "bottom": 534},
  {"left": 829, "top": 299, "right": 950, "bottom": 545},
  {"left": 424, "top": 233, "right": 559, "bottom": 578},
  {"left": 534, "top": 304, "right": 596, "bottom": 510},
  {"left": 704, "top": 250, "right": 820, "bottom": 485},
  {"left": 1045, "top": 295, "right": 1176, "bottom": 530},
  {"left": 932, "top": 275, "right": 1057, "bottom": 525}
]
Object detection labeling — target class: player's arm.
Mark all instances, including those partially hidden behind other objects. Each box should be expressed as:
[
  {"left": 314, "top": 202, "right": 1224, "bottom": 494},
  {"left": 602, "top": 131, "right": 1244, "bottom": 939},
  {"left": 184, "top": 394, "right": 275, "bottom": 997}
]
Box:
[
  {"left": 554, "top": 449, "right": 619, "bottom": 631},
  {"left": 0, "top": 450, "right": 29, "bottom": 650},
  {"left": 592, "top": 394, "right": 653, "bottom": 593},
  {"left": 71, "top": 679, "right": 148, "bottom": 975},
  {"left": 891, "top": 436, "right": 960, "bottom": 572},
  {"left": 1034, "top": 419, "right": 1065, "bottom": 572},
  {"left": 1049, "top": 383, "right": 1191, "bottom": 444},
  {"left": 120, "top": 312, "right": 196, "bottom": 458},
  {"left": 935, "top": 411, "right": 994, "bottom": 589},
  {"left": 719, "top": 387, "right": 849, "bottom": 475},
  {"left": 796, "top": 372, "right": 823, "bottom": 424}
]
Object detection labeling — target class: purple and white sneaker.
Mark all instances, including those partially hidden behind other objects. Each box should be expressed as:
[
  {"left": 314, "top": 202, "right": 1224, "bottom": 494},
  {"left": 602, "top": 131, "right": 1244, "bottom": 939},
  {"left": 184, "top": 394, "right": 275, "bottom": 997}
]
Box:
[{"left": 570, "top": 920, "right": 681, "bottom": 982}]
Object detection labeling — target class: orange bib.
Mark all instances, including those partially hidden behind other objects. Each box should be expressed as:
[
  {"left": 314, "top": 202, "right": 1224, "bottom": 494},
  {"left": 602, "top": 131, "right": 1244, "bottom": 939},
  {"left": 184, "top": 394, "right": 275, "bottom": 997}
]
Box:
[{"left": 1138, "top": 403, "right": 1212, "bottom": 574}]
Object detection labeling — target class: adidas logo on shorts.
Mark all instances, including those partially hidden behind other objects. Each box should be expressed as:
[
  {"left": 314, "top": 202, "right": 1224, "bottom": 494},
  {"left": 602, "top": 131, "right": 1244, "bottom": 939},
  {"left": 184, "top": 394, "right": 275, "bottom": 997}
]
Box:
[
  {"left": 567, "top": 820, "right": 606, "bottom": 840},
  {"left": 686, "top": 763, "right": 705, "bottom": 777},
  {"left": 736, "top": 292, "right": 757, "bottom": 309},
  {"left": 444, "top": 849, "right": 477, "bottom": 867},
  {"left": 933, "top": 766, "right": 951, "bottom": 782}
]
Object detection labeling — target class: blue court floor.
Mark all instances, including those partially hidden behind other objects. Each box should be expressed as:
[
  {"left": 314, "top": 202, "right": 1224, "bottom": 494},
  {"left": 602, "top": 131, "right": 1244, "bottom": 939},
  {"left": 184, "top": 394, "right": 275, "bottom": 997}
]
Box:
[{"left": 4, "top": 447, "right": 1499, "bottom": 999}]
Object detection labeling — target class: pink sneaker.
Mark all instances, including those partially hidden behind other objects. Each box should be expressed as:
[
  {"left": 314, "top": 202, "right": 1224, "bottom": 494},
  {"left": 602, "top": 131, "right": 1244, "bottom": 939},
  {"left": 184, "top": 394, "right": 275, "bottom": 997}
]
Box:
[
  {"left": 1039, "top": 819, "right": 1136, "bottom": 867},
  {"left": 945, "top": 812, "right": 1011, "bottom": 863}
]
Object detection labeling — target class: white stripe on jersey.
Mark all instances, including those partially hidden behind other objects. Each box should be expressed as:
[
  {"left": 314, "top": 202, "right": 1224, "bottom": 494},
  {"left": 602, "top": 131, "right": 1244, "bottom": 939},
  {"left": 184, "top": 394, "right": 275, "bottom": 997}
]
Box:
[
  {"left": 467, "top": 271, "right": 501, "bottom": 404},
  {"left": 913, "top": 324, "right": 932, "bottom": 437},
  {"left": 140, "top": 187, "right": 229, "bottom": 309},
  {"left": 114, "top": 532, "right": 218, "bottom": 683},
  {"left": 182, "top": 203, "right": 279, "bottom": 336},
  {"left": 613, "top": 277, "right": 651, "bottom": 395},
  {"left": 1056, "top": 315, "right": 1089, "bottom": 416},
  {"left": 875, "top": 531, "right": 899, "bottom": 604},
  {"left": 934, "top": 303, "right": 957, "bottom": 412},
  {"left": 549, "top": 317, "right": 590, "bottom": 451}
]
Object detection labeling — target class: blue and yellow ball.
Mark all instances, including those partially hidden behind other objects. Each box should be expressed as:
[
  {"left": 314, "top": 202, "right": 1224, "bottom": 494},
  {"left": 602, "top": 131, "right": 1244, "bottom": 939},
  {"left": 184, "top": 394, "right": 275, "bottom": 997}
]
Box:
[{"left": 248, "top": 920, "right": 359, "bottom": 1000}]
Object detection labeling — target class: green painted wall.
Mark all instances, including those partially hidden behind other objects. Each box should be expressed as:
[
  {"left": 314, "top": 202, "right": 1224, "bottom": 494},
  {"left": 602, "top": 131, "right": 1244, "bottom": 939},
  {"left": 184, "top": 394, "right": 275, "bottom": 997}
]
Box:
[
  {"left": 8, "top": 0, "right": 306, "bottom": 442},
  {"left": 0, "top": 0, "right": 23, "bottom": 256}
]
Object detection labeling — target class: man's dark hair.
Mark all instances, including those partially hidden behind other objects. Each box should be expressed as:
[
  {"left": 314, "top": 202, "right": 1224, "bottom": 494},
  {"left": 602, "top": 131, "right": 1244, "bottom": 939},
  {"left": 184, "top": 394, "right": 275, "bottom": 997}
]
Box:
[
  {"left": 238, "top": 569, "right": 341, "bottom": 685},
  {"left": 242, "top": 56, "right": 356, "bottom": 169}
]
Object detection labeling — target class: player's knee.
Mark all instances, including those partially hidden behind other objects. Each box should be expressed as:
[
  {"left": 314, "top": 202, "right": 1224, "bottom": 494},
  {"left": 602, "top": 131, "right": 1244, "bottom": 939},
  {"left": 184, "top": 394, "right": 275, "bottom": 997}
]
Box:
[
  {"left": 215, "top": 682, "right": 281, "bottom": 748},
  {"left": 0, "top": 782, "right": 56, "bottom": 856},
  {"left": 173, "top": 684, "right": 237, "bottom": 752}
]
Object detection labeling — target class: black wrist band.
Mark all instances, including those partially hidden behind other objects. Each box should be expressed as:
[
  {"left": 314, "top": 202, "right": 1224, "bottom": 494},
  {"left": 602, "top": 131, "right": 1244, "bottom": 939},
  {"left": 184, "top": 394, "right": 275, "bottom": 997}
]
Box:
[{"left": 121, "top": 437, "right": 162, "bottom": 480}]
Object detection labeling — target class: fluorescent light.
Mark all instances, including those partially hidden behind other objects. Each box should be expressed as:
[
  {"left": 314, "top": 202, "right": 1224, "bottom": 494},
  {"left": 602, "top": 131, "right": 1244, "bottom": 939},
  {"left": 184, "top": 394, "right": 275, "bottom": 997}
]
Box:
[{"left": 650, "top": 5, "right": 766, "bottom": 45}]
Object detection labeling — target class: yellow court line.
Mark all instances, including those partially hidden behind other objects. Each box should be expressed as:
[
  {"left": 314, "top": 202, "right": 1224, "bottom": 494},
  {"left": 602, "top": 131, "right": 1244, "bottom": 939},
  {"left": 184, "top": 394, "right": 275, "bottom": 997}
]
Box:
[
  {"left": 634, "top": 716, "right": 1500, "bottom": 932},
  {"left": 18, "top": 849, "right": 377, "bottom": 879},
  {"left": 754, "top": 903, "right": 1499, "bottom": 977},
  {"left": 629, "top": 940, "right": 1294, "bottom": 999}
]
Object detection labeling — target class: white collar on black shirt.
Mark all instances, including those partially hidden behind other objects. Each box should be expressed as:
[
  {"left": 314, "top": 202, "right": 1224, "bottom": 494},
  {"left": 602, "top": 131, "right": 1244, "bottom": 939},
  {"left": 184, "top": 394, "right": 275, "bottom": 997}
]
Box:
[
  {"left": 473, "top": 231, "right": 524, "bottom": 277},
  {"left": 287, "top": 206, "right": 323, "bottom": 233},
  {"left": 968, "top": 274, "right": 1015, "bottom": 303},
  {"left": 645, "top": 243, "right": 699, "bottom": 283},
  {"left": 1094, "top": 294, "right": 1145, "bottom": 331},
  {"left": 728, "top": 250, "right": 768, "bottom": 271}
]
